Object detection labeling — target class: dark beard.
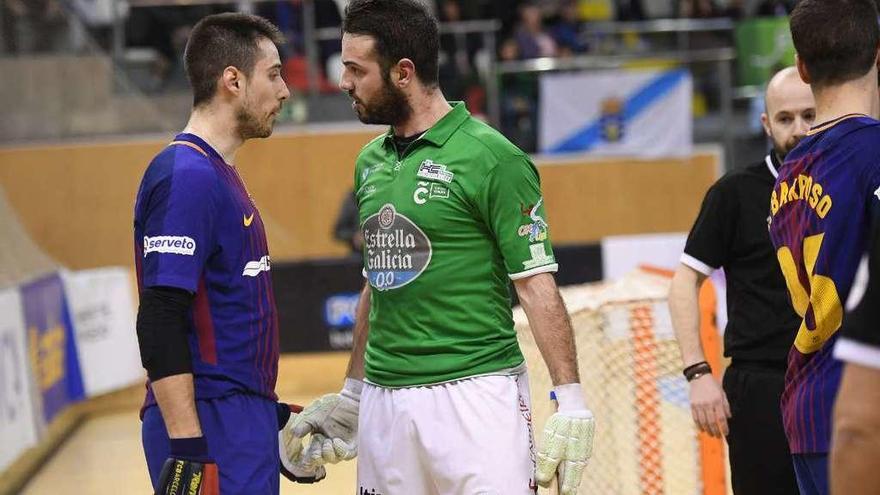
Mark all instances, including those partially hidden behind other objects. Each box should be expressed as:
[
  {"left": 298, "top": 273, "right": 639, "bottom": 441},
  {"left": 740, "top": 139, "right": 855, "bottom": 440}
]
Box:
[
  {"left": 774, "top": 135, "right": 803, "bottom": 161},
  {"left": 353, "top": 77, "right": 411, "bottom": 126},
  {"left": 236, "top": 105, "right": 271, "bottom": 140}
]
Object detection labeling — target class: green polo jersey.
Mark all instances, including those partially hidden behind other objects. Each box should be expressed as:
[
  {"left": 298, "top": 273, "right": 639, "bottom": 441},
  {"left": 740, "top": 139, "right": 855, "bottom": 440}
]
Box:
[{"left": 355, "top": 102, "right": 558, "bottom": 387}]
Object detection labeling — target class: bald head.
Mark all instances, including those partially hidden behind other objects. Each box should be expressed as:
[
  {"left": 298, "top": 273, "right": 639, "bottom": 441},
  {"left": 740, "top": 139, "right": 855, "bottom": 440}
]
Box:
[
  {"left": 765, "top": 66, "right": 814, "bottom": 116},
  {"left": 762, "top": 66, "right": 816, "bottom": 159}
]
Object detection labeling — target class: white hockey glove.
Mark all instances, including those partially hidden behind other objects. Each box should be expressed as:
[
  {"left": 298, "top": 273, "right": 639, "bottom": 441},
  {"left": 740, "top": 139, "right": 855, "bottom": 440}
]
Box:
[
  {"left": 536, "top": 383, "right": 595, "bottom": 495},
  {"left": 277, "top": 404, "right": 327, "bottom": 483},
  {"left": 293, "top": 378, "right": 362, "bottom": 464}
]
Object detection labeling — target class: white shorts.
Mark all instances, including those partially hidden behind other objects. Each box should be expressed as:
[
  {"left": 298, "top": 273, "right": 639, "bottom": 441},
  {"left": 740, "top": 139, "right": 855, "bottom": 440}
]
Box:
[{"left": 358, "top": 372, "right": 537, "bottom": 495}]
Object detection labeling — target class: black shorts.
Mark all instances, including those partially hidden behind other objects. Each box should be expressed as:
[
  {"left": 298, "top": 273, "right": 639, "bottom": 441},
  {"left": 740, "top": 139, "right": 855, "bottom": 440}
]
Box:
[{"left": 723, "top": 361, "right": 799, "bottom": 495}]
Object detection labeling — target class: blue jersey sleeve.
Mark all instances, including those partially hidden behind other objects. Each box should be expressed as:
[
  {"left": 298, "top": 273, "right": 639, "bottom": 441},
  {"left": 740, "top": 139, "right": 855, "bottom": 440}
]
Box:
[{"left": 139, "top": 159, "right": 219, "bottom": 292}]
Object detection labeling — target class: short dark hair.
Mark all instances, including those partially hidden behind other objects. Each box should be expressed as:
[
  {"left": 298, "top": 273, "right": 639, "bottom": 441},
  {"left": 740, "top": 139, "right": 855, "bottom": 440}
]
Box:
[
  {"left": 343, "top": 0, "right": 440, "bottom": 87},
  {"left": 790, "top": 0, "right": 880, "bottom": 88},
  {"left": 184, "top": 13, "right": 285, "bottom": 107}
]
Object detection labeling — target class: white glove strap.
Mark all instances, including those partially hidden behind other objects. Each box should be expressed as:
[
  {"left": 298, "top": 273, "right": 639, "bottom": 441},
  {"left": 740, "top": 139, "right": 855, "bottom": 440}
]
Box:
[
  {"left": 554, "top": 383, "right": 589, "bottom": 413},
  {"left": 342, "top": 378, "right": 364, "bottom": 403}
]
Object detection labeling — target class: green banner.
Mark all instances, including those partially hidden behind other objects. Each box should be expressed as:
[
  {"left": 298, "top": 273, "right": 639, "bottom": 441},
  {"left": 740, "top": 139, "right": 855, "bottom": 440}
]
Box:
[{"left": 735, "top": 17, "right": 796, "bottom": 86}]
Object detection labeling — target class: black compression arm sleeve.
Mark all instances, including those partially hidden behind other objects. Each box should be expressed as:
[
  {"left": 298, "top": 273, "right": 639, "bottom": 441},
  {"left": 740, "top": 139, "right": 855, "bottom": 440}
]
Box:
[{"left": 136, "top": 286, "right": 195, "bottom": 381}]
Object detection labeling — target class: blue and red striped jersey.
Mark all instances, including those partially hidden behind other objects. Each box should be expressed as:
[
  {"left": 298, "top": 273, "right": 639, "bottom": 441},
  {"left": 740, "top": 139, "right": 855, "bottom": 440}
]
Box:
[
  {"left": 134, "top": 133, "right": 279, "bottom": 409},
  {"left": 769, "top": 115, "right": 880, "bottom": 453}
]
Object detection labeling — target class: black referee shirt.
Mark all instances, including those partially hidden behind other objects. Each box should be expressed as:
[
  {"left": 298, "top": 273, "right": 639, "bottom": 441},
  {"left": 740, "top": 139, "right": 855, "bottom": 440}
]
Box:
[
  {"left": 682, "top": 153, "right": 800, "bottom": 363},
  {"left": 837, "top": 208, "right": 880, "bottom": 369}
]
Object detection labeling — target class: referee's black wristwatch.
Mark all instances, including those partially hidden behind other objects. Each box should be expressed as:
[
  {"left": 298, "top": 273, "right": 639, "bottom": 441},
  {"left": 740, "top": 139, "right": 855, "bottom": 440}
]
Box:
[{"left": 683, "top": 361, "right": 712, "bottom": 382}]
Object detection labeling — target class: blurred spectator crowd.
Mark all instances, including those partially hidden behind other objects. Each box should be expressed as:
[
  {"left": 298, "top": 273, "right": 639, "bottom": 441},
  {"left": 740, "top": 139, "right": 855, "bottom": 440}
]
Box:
[
  {"left": 1, "top": 0, "right": 798, "bottom": 147},
  {"left": 1, "top": 0, "right": 798, "bottom": 60}
]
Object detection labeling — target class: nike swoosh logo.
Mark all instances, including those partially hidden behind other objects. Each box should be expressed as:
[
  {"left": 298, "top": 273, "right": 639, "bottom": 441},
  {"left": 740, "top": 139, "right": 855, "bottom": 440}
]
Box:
[{"left": 243, "top": 212, "right": 255, "bottom": 227}]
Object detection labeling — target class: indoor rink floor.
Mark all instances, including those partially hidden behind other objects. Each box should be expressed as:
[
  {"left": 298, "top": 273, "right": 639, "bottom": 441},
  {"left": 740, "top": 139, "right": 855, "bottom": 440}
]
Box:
[
  {"left": 22, "top": 400, "right": 358, "bottom": 495},
  {"left": 20, "top": 355, "right": 358, "bottom": 495}
]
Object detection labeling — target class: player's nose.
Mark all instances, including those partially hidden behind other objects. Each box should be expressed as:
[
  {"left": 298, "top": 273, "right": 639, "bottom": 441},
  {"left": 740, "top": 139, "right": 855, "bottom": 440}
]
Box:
[{"left": 339, "top": 75, "right": 353, "bottom": 92}]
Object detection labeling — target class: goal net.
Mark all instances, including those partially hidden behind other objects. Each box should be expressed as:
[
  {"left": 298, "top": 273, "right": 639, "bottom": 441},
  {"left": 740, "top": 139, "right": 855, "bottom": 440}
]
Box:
[{"left": 516, "top": 268, "right": 727, "bottom": 495}]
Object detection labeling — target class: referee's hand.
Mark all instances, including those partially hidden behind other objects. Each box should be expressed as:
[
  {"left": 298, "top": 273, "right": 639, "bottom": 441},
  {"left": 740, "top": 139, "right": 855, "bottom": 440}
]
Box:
[{"left": 688, "top": 374, "right": 731, "bottom": 437}]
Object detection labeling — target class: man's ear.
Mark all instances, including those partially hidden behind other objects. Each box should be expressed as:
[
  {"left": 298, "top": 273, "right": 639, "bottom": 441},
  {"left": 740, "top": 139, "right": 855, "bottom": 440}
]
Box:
[
  {"left": 875, "top": 43, "right": 880, "bottom": 76},
  {"left": 221, "top": 66, "right": 244, "bottom": 95},
  {"left": 795, "top": 54, "right": 811, "bottom": 85},
  {"left": 761, "top": 112, "right": 773, "bottom": 139},
  {"left": 395, "top": 59, "right": 416, "bottom": 87}
]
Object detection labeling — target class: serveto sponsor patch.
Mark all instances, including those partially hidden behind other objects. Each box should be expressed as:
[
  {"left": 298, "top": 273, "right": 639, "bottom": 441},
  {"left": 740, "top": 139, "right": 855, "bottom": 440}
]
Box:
[
  {"left": 143, "top": 236, "right": 196, "bottom": 256},
  {"left": 362, "top": 204, "right": 432, "bottom": 291}
]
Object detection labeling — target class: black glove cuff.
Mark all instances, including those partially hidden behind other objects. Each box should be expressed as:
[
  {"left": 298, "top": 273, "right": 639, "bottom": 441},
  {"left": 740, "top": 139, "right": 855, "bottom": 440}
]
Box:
[
  {"left": 169, "top": 436, "right": 211, "bottom": 463},
  {"left": 276, "top": 402, "right": 292, "bottom": 430}
]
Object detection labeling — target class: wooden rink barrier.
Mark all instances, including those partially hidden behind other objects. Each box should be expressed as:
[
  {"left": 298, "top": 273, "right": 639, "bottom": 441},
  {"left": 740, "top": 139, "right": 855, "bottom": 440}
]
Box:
[{"left": 0, "top": 128, "right": 719, "bottom": 269}]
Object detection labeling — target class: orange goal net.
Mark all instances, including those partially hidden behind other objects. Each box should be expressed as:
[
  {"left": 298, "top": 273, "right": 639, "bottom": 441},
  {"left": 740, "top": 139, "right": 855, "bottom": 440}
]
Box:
[{"left": 515, "top": 268, "right": 728, "bottom": 495}]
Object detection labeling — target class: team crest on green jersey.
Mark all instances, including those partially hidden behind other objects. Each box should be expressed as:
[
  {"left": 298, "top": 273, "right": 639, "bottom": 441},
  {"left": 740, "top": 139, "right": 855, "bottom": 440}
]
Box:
[
  {"left": 517, "top": 197, "right": 549, "bottom": 242},
  {"left": 363, "top": 204, "right": 432, "bottom": 290}
]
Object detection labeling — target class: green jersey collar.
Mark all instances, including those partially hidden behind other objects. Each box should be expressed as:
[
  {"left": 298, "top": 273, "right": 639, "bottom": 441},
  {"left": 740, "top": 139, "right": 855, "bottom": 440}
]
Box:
[{"left": 383, "top": 101, "right": 470, "bottom": 149}]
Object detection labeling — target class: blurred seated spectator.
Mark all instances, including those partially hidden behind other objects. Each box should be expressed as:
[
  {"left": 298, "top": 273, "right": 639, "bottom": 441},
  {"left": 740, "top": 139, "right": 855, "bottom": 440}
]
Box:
[
  {"left": 499, "top": 36, "right": 520, "bottom": 62},
  {"left": 755, "top": 0, "right": 795, "bottom": 16},
  {"left": 551, "top": 0, "right": 588, "bottom": 56},
  {"left": 514, "top": 2, "right": 557, "bottom": 59},
  {"left": 678, "top": 0, "right": 723, "bottom": 18},
  {"left": 723, "top": 0, "right": 745, "bottom": 19},
  {"left": 676, "top": 0, "right": 737, "bottom": 52},
  {"left": 615, "top": 0, "right": 646, "bottom": 21},
  {"left": 438, "top": 0, "right": 482, "bottom": 99},
  {"left": 258, "top": 0, "right": 305, "bottom": 58},
  {"left": 2, "top": 0, "right": 69, "bottom": 54},
  {"left": 126, "top": 4, "right": 229, "bottom": 91},
  {"left": 498, "top": 37, "right": 538, "bottom": 152},
  {"left": 315, "top": 0, "right": 343, "bottom": 84}
]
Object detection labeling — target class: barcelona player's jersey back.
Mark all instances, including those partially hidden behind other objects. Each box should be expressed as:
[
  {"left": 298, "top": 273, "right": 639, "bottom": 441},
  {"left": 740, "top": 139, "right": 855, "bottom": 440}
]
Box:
[
  {"left": 133, "top": 133, "right": 279, "bottom": 411},
  {"left": 768, "top": 115, "right": 880, "bottom": 453}
]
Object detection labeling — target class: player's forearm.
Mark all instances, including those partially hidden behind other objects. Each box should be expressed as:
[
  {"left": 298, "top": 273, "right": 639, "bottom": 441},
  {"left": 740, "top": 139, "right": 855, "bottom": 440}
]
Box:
[
  {"left": 345, "top": 283, "right": 371, "bottom": 380},
  {"left": 669, "top": 264, "right": 708, "bottom": 366},
  {"left": 831, "top": 363, "right": 880, "bottom": 494},
  {"left": 151, "top": 373, "right": 202, "bottom": 438},
  {"left": 515, "top": 273, "right": 579, "bottom": 385}
]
